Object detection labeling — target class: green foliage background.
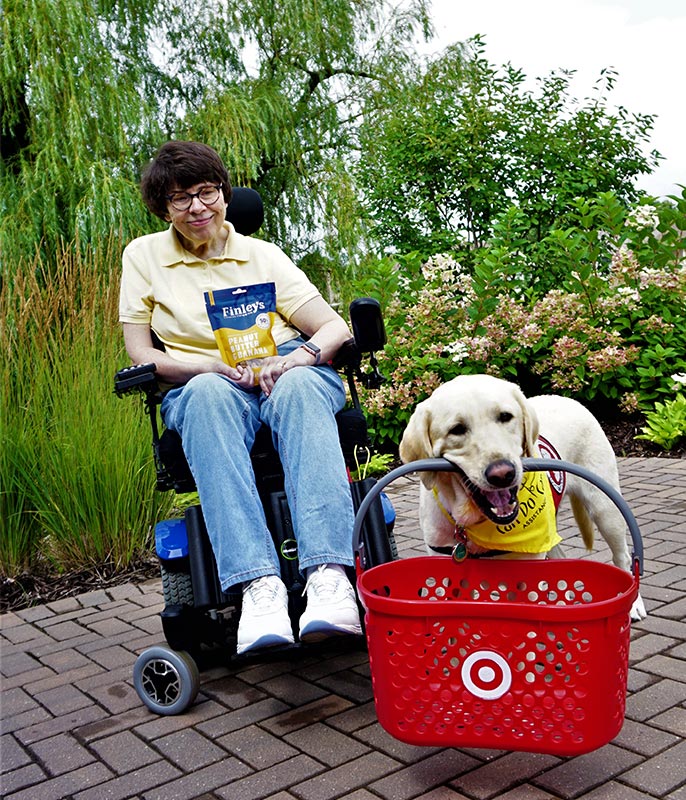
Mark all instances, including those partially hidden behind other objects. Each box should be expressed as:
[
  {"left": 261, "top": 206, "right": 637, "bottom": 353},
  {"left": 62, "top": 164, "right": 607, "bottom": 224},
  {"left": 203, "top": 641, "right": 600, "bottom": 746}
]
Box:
[
  {"left": 1, "top": 241, "right": 170, "bottom": 578},
  {"left": 352, "top": 190, "right": 686, "bottom": 445},
  {"left": 1, "top": 5, "right": 684, "bottom": 582},
  {"left": 1, "top": 0, "right": 431, "bottom": 268},
  {"left": 355, "top": 38, "right": 661, "bottom": 279}
]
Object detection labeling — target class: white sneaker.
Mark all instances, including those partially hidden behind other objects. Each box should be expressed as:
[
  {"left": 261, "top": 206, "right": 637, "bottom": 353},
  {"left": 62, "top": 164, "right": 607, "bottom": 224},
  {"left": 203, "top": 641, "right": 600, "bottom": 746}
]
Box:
[
  {"left": 236, "top": 575, "right": 294, "bottom": 655},
  {"left": 299, "top": 565, "right": 362, "bottom": 643}
]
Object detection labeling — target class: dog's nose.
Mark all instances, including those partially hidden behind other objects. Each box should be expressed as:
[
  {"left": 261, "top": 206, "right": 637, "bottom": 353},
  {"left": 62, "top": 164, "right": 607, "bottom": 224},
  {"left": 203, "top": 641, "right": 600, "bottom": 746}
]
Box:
[{"left": 485, "top": 460, "right": 516, "bottom": 487}]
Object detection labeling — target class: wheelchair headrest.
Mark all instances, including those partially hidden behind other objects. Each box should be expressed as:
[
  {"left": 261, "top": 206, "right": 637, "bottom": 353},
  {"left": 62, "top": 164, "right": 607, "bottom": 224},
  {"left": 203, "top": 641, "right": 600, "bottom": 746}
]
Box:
[{"left": 226, "top": 187, "right": 264, "bottom": 236}]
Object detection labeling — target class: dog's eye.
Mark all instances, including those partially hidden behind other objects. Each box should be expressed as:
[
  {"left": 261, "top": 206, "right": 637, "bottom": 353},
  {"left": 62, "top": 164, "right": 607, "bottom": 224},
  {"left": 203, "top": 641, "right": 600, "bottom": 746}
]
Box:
[
  {"left": 498, "top": 412, "right": 514, "bottom": 424},
  {"left": 449, "top": 422, "right": 467, "bottom": 436}
]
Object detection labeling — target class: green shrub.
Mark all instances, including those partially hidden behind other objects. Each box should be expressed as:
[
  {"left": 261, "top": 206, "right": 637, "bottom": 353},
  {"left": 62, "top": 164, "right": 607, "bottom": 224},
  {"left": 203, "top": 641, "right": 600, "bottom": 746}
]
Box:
[
  {"left": 635, "top": 375, "right": 686, "bottom": 450},
  {"left": 355, "top": 191, "right": 686, "bottom": 446}
]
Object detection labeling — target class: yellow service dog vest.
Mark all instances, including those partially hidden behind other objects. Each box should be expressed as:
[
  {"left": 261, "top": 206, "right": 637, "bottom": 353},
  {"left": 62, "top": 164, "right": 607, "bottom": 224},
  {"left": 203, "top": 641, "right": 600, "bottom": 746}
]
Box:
[
  {"left": 432, "top": 436, "right": 565, "bottom": 557},
  {"left": 465, "top": 469, "right": 562, "bottom": 554}
]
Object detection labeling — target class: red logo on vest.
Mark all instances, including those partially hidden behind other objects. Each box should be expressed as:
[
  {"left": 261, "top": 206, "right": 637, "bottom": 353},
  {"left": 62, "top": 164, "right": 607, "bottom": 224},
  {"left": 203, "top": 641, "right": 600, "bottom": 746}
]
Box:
[{"left": 536, "top": 435, "right": 566, "bottom": 511}]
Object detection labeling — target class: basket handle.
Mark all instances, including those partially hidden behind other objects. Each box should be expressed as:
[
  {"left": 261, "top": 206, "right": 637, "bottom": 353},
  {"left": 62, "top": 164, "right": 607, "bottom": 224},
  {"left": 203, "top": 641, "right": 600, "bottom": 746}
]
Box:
[{"left": 353, "top": 458, "right": 643, "bottom": 577}]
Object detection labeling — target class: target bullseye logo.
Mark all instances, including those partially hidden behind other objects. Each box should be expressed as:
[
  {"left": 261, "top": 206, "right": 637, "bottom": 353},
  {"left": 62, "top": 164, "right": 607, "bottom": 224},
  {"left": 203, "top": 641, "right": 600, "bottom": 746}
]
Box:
[{"left": 461, "top": 651, "right": 512, "bottom": 700}]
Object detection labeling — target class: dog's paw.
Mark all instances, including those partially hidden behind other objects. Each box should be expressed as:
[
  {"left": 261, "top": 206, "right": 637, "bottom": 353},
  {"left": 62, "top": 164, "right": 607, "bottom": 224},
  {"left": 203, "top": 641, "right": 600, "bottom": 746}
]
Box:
[{"left": 630, "top": 594, "right": 647, "bottom": 622}]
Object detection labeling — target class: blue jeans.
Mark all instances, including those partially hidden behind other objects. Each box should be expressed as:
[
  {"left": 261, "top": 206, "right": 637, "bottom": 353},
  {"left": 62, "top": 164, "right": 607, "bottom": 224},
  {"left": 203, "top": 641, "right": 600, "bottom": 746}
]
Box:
[{"left": 161, "top": 341, "right": 355, "bottom": 591}]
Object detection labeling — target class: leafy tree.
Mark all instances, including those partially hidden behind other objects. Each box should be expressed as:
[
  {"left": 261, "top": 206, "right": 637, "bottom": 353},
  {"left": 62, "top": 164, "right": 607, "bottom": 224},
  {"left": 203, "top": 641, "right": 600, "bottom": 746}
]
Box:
[
  {"left": 1, "top": 0, "right": 431, "bottom": 268},
  {"left": 1, "top": 0, "right": 165, "bottom": 261},
  {"left": 355, "top": 37, "right": 662, "bottom": 263}
]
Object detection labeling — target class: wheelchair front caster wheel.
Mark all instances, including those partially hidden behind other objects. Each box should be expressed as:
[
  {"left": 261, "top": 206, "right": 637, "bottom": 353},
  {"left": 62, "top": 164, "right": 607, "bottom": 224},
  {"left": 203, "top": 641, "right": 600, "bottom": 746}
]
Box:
[{"left": 133, "top": 646, "right": 200, "bottom": 715}]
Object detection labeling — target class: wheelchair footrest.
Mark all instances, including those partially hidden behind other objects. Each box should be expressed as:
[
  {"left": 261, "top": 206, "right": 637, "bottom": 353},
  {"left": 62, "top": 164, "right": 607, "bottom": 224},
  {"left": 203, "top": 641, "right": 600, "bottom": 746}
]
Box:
[{"left": 161, "top": 604, "right": 235, "bottom": 652}]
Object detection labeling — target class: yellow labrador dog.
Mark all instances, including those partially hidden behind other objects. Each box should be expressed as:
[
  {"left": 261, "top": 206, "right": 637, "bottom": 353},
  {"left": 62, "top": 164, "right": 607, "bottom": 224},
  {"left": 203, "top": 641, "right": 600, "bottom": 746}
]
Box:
[{"left": 399, "top": 374, "right": 646, "bottom": 621}]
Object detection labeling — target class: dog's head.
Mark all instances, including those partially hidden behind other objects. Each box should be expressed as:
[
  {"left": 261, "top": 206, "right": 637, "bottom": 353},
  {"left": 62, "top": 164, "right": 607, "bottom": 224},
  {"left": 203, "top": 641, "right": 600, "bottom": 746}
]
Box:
[{"left": 399, "top": 374, "right": 539, "bottom": 525}]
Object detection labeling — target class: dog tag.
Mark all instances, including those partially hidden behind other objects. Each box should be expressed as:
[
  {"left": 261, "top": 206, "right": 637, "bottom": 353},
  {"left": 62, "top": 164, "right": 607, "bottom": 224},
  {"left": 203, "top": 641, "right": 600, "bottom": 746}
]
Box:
[{"left": 451, "top": 542, "right": 468, "bottom": 562}]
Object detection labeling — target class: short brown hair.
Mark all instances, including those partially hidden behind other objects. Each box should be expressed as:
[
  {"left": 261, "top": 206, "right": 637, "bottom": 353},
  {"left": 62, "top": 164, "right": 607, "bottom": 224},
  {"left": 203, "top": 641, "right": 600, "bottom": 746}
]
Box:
[{"left": 140, "top": 141, "right": 232, "bottom": 218}]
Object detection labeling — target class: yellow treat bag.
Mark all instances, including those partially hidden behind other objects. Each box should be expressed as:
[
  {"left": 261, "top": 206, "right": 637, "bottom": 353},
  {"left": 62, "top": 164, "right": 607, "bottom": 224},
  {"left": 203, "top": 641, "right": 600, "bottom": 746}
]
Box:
[{"left": 204, "top": 283, "right": 278, "bottom": 377}]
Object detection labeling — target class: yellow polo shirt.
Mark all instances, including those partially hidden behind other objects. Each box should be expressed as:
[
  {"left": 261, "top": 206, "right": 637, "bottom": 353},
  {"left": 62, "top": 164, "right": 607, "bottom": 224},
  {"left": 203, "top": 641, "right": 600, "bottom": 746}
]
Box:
[{"left": 119, "top": 222, "right": 320, "bottom": 365}]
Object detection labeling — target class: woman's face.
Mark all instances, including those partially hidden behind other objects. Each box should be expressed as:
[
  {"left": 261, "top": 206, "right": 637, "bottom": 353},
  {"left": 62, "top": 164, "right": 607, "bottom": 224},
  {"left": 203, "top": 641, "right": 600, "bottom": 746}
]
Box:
[{"left": 165, "top": 181, "right": 228, "bottom": 252}]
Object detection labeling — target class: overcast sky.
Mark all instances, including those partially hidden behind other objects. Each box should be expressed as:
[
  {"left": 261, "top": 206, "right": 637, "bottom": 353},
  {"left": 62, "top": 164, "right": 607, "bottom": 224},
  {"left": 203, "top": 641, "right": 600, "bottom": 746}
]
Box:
[{"left": 423, "top": 0, "right": 685, "bottom": 199}]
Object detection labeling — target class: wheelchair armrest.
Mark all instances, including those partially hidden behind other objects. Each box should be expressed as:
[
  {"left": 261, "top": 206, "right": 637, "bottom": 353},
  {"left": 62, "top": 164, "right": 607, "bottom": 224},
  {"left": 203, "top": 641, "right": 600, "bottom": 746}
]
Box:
[
  {"left": 114, "top": 363, "right": 159, "bottom": 397},
  {"left": 114, "top": 362, "right": 177, "bottom": 490},
  {"left": 331, "top": 338, "right": 362, "bottom": 372}
]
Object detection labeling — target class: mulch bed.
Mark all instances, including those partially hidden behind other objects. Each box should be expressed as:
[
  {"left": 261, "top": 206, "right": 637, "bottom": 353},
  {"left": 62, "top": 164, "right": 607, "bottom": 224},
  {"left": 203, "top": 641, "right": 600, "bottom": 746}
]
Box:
[
  {"left": 600, "top": 416, "right": 686, "bottom": 460},
  {"left": 0, "top": 554, "right": 160, "bottom": 615},
  {"left": 1, "top": 419, "right": 682, "bottom": 614}
]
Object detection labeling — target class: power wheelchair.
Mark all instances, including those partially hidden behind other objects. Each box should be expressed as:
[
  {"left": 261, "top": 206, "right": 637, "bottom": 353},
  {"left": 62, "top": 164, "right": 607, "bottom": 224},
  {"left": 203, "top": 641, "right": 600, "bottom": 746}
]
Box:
[{"left": 114, "top": 188, "right": 396, "bottom": 714}]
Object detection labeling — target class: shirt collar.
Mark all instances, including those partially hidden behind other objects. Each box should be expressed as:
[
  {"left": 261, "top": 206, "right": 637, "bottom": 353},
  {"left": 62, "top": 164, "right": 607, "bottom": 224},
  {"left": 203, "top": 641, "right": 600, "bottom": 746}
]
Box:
[{"left": 158, "top": 221, "right": 251, "bottom": 267}]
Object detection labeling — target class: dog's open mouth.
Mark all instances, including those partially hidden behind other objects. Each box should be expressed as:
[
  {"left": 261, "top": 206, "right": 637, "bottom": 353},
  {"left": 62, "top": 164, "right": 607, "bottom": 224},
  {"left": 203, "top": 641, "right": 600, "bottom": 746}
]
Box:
[{"left": 462, "top": 476, "right": 520, "bottom": 525}]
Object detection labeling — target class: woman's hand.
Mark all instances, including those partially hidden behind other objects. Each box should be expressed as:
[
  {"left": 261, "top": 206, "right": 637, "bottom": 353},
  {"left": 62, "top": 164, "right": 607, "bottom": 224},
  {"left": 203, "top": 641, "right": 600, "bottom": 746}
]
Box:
[
  {"left": 259, "top": 357, "right": 288, "bottom": 397},
  {"left": 211, "top": 360, "right": 255, "bottom": 389},
  {"left": 122, "top": 325, "right": 257, "bottom": 387},
  {"left": 258, "top": 346, "right": 317, "bottom": 396},
  {"left": 257, "top": 297, "right": 355, "bottom": 397}
]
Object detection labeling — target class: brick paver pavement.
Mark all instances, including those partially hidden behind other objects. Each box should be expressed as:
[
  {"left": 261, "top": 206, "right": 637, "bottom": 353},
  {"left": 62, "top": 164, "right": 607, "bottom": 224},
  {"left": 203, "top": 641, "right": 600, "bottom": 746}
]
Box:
[{"left": 2, "top": 456, "right": 685, "bottom": 800}]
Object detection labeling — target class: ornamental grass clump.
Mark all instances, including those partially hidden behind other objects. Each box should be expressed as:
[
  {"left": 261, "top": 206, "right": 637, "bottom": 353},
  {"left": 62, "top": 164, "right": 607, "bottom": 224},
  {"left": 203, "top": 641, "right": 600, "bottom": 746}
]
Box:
[{"left": 0, "top": 239, "right": 172, "bottom": 578}]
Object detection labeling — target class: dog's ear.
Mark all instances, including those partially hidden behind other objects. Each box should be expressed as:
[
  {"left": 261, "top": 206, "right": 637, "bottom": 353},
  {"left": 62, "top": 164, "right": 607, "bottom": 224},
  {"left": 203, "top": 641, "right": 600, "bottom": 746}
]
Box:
[
  {"left": 399, "top": 400, "right": 434, "bottom": 463},
  {"left": 515, "top": 388, "right": 539, "bottom": 456},
  {"left": 400, "top": 402, "right": 439, "bottom": 489}
]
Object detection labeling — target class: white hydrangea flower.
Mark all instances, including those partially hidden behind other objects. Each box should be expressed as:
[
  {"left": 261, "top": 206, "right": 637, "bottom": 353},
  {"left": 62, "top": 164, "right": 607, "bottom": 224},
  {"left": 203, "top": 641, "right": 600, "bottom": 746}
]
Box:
[
  {"left": 445, "top": 340, "right": 470, "bottom": 363},
  {"left": 627, "top": 205, "right": 659, "bottom": 230},
  {"left": 421, "top": 253, "right": 464, "bottom": 283},
  {"left": 616, "top": 286, "right": 641, "bottom": 303}
]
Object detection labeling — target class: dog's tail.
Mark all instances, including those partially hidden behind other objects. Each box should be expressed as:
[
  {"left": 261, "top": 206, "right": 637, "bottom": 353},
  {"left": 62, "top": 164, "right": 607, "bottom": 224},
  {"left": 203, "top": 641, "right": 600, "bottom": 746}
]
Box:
[{"left": 570, "top": 496, "right": 595, "bottom": 550}]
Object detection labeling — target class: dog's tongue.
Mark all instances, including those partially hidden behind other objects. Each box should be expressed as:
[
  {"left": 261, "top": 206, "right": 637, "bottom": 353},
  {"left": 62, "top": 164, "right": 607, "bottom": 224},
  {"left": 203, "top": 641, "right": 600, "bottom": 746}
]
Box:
[{"left": 484, "top": 489, "right": 517, "bottom": 518}]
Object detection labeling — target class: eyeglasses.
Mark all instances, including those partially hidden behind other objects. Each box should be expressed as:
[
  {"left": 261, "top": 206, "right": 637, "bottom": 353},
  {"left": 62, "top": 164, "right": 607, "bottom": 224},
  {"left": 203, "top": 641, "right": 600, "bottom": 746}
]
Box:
[{"left": 166, "top": 184, "right": 223, "bottom": 212}]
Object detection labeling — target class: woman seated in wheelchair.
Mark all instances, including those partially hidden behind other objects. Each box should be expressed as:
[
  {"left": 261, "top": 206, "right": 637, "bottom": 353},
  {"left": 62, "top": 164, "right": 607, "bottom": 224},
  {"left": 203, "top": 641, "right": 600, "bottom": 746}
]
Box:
[{"left": 119, "top": 140, "right": 361, "bottom": 655}]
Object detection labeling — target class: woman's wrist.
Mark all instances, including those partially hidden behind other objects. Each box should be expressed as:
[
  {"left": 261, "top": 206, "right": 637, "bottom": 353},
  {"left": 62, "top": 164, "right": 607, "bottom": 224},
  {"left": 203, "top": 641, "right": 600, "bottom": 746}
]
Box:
[
  {"left": 298, "top": 342, "right": 321, "bottom": 364},
  {"left": 279, "top": 348, "right": 314, "bottom": 371}
]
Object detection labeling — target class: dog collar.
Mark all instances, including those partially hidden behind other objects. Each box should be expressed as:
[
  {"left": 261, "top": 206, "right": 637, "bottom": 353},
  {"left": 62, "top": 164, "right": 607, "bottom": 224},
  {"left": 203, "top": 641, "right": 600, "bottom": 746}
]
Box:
[
  {"left": 431, "top": 488, "right": 468, "bottom": 561},
  {"left": 427, "top": 543, "right": 509, "bottom": 559},
  {"left": 428, "top": 543, "right": 457, "bottom": 556}
]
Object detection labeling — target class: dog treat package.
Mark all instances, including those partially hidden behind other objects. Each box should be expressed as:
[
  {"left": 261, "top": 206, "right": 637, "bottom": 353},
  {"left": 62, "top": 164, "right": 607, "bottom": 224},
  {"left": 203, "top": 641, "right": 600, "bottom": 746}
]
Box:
[{"left": 204, "top": 283, "right": 278, "bottom": 379}]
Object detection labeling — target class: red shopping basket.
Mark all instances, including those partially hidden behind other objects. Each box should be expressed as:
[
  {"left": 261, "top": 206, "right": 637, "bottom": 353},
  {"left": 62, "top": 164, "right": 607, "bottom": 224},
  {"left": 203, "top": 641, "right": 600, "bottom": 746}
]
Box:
[{"left": 354, "top": 458, "right": 643, "bottom": 757}]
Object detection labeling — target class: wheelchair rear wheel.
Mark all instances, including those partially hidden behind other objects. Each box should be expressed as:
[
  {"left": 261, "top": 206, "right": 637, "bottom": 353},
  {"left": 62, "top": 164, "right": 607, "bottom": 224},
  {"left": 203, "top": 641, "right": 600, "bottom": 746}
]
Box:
[
  {"left": 161, "top": 563, "right": 194, "bottom": 606},
  {"left": 133, "top": 646, "right": 200, "bottom": 715}
]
